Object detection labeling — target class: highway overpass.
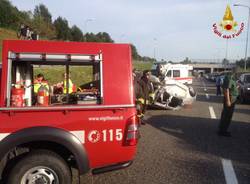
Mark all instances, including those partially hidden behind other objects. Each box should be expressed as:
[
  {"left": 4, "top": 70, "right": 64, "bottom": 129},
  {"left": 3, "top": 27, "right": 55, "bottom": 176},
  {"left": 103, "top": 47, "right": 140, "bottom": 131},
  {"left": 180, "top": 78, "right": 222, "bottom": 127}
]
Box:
[{"left": 190, "top": 62, "right": 236, "bottom": 74}]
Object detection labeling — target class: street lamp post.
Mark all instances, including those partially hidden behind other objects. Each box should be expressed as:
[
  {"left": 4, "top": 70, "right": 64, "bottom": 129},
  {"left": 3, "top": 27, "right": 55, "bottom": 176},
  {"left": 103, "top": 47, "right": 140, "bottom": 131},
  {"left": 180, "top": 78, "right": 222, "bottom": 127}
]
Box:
[
  {"left": 234, "top": 4, "right": 250, "bottom": 71},
  {"left": 84, "top": 19, "right": 93, "bottom": 42},
  {"left": 153, "top": 38, "right": 157, "bottom": 61}
]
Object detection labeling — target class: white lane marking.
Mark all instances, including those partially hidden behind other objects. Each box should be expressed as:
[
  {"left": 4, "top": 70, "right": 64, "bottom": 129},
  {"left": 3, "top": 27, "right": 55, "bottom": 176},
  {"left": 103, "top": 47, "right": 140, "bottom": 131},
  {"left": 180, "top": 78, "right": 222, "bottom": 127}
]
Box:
[
  {"left": 222, "top": 159, "right": 238, "bottom": 184},
  {"left": 206, "top": 94, "right": 210, "bottom": 99},
  {"left": 209, "top": 106, "right": 216, "bottom": 119},
  {"left": 0, "top": 133, "right": 10, "bottom": 141}
]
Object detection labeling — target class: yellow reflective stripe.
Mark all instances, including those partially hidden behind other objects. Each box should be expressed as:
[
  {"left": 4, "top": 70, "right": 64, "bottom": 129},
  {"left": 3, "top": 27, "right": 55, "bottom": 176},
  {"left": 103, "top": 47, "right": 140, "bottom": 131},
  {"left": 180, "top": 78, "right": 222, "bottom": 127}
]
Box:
[
  {"left": 34, "top": 82, "right": 49, "bottom": 93},
  {"left": 34, "top": 83, "right": 41, "bottom": 93},
  {"left": 149, "top": 93, "right": 155, "bottom": 97},
  {"left": 137, "top": 98, "right": 145, "bottom": 104},
  {"left": 136, "top": 98, "right": 150, "bottom": 105},
  {"left": 137, "top": 114, "right": 144, "bottom": 118},
  {"left": 63, "top": 79, "right": 73, "bottom": 94}
]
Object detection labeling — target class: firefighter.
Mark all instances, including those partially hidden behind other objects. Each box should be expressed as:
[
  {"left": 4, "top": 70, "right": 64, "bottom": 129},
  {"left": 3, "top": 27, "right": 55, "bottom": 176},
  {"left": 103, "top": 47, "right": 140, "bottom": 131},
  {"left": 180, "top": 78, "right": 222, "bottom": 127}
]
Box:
[
  {"left": 31, "top": 30, "right": 39, "bottom": 40},
  {"left": 63, "top": 73, "right": 75, "bottom": 94},
  {"left": 133, "top": 69, "right": 142, "bottom": 98},
  {"left": 33, "top": 74, "right": 49, "bottom": 94},
  {"left": 18, "top": 24, "right": 26, "bottom": 40},
  {"left": 133, "top": 69, "right": 144, "bottom": 123},
  {"left": 55, "top": 73, "right": 75, "bottom": 94},
  {"left": 137, "top": 70, "right": 154, "bottom": 124},
  {"left": 215, "top": 75, "right": 222, "bottom": 96},
  {"left": 218, "top": 71, "right": 239, "bottom": 137},
  {"left": 33, "top": 73, "right": 49, "bottom": 105}
]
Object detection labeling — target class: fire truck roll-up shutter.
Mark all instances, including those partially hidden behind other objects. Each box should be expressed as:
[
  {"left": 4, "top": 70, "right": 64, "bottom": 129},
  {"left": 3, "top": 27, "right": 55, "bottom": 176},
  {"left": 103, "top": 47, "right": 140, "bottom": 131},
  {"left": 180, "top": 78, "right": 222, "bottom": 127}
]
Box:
[{"left": 0, "top": 126, "right": 90, "bottom": 175}]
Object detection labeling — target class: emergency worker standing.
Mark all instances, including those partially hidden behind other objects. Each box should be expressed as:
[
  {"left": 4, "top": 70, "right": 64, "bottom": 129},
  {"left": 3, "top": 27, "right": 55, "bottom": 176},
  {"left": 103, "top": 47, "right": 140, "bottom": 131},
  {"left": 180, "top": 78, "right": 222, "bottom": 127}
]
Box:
[
  {"left": 133, "top": 69, "right": 142, "bottom": 99},
  {"left": 33, "top": 74, "right": 49, "bottom": 94},
  {"left": 63, "top": 73, "right": 74, "bottom": 94},
  {"left": 33, "top": 73, "right": 49, "bottom": 105},
  {"left": 137, "top": 70, "right": 154, "bottom": 124},
  {"left": 19, "top": 24, "right": 26, "bottom": 40},
  {"left": 215, "top": 76, "right": 221, "bottom": 96},
  {"left": 140, "top": 70, "right": 153, "bottom": 103},
  {"left": 55, "top": 73, "right": 74, "bottom": 94},
  {"left": 218, "top": 71, "right": 238, "bottom": 137}
]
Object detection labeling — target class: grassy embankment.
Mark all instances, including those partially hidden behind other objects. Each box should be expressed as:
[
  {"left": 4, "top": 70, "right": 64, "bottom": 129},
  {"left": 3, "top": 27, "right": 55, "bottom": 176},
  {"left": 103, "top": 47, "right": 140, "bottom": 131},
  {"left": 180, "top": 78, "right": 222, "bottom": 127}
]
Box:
[
  {"left": 0, "top": 27, "right": 18, "bottom": 61},
  {"left": 34, "top": 66, "right": 93, "bottom": 88},
  {"left": 133, "top": 60, "right": 153, "bottom": 71},
  {"left": 34, "top": 61, "right": 152, "bottom": 87}
]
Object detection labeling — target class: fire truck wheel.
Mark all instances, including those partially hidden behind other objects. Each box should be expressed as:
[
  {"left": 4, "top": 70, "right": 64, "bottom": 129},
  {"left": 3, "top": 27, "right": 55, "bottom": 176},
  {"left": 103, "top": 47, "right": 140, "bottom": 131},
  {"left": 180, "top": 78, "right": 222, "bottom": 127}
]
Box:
[{"left": 7, "top": 149, "right": 71, "bottom": 184}]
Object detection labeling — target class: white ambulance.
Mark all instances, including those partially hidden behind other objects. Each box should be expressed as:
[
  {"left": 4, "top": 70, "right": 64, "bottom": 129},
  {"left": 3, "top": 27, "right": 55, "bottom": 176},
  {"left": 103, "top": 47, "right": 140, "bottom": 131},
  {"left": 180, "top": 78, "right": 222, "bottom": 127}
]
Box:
[{"left": 152, "top": 62, "right": 193, "bottom": 85}]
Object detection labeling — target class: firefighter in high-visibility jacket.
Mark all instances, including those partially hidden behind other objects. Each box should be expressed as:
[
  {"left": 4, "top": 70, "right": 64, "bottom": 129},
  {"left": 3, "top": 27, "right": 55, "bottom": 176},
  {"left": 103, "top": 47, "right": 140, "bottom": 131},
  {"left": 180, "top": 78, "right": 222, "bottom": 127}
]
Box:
[
  {"left": 33, "top": 73, "right": 49, "bottom": 105},
  {"left": 62, "top": 73, "right": 75, "bottom": 94},
  {"left": 33, "top": 74, "right": 49, "bottom": 93},
  {"left": 54, "top": 73, "right": 75, "bottom": 94},
  {"left": 63, "top": 78, "right": 74, "bottom": 94}
]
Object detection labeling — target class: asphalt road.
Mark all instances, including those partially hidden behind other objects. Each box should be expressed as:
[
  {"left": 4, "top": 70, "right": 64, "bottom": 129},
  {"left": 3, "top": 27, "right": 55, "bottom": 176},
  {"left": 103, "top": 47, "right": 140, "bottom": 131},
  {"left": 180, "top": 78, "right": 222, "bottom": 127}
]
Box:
[{"left": 78, "top": 77, "right": 250, "bottom": 184}]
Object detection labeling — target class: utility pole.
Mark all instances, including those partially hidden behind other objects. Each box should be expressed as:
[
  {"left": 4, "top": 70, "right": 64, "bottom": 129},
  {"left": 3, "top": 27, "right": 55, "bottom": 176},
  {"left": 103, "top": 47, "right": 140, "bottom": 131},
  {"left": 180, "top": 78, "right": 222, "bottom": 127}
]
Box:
[{"left": 153, "top": 38, "right": 157, "bottom": 61}]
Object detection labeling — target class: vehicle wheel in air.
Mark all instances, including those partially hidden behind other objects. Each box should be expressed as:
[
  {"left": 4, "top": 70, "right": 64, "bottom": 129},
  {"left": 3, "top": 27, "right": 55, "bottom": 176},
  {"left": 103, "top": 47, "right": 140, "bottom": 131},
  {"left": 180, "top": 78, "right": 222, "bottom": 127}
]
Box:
[
  {"left": 189, "top": 86, "right": 196, "bottom": 97},
  {"left": 7, "top": 149, "right": 72, "bottom": 184}
]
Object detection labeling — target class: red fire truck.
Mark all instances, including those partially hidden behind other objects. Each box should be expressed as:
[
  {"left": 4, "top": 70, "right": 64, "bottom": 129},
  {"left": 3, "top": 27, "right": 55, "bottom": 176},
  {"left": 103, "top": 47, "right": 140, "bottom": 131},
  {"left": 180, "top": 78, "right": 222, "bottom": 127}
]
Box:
[{"left": 0, "top": 40, "right": 139, "bottom": 184}]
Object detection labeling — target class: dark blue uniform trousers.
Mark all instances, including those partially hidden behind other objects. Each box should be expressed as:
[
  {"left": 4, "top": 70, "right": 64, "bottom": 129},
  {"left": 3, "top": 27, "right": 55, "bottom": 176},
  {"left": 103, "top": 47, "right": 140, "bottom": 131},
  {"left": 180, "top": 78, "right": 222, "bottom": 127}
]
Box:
[{"left": 218, "top": 101, "right": 236, "bottom": 133}]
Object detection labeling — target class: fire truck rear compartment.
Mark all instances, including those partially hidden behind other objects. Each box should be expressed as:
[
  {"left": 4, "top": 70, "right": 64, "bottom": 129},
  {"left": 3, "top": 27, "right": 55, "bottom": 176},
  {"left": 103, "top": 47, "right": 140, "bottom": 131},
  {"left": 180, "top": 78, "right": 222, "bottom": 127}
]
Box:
[{"left": 8, "top": 52, "right": 103, "bottom": 107}]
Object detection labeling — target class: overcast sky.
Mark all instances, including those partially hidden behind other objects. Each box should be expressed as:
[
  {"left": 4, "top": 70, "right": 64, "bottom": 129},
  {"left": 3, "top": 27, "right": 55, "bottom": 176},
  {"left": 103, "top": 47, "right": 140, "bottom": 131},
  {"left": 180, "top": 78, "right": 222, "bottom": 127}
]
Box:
[{"left": 10, "top": 0, "right": 250, "bottom": 62}]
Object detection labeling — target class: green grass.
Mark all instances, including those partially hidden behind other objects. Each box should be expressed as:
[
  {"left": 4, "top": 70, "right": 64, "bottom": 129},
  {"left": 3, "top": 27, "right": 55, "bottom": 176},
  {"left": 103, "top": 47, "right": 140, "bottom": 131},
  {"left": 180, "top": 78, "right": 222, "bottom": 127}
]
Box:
[
  {"left": 132, "top": 60, "right": 153, "bottom": 71},
  {"left": 34, "top": 61, "right": 151, "bottom": 89},
  {"left": 34, "top": 66, "right": 92, "bottom": 88},
  {"left": 34, "top": 61, "right": 152, "bottom": 88},
  {"left": 0, "top": 27, "right": 18, "bottom": 61}
]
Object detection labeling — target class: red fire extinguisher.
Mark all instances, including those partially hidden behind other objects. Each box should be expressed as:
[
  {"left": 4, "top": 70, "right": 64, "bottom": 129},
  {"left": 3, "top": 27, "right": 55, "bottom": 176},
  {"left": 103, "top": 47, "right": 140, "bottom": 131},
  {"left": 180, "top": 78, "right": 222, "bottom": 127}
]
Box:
[
  {"left": 11, "top": 86, "right": 25, "bottom": 107},
  {"left": 37, "top": 84, "right": 49, "bottom": 106}
]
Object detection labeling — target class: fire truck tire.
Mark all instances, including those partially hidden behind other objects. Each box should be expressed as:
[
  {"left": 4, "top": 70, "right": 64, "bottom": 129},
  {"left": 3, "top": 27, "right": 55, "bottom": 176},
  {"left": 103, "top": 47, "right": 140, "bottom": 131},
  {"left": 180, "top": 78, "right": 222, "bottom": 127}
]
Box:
[{"left": 7, "top": 149, "right": 71, "bottom": 184}]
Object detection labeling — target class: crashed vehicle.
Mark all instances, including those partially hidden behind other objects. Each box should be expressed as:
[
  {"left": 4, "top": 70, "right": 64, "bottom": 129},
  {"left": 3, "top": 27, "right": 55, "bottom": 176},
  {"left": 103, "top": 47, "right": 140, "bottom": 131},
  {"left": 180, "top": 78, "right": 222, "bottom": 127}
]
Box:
[
  {"left": 149, "top": 75, "right": 196, "bottom": 110},
  {"left": 134, "top": 70, "right": 196, "bottom": 111}
]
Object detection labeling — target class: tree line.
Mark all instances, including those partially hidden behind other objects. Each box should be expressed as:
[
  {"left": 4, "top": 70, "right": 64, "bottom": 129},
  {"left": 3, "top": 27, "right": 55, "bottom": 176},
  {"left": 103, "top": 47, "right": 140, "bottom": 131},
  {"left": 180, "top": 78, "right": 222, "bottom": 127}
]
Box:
[
  {"left": 0, "top": 0, "right": 155, "bottom": 61},
  {"left": 236, "top": 58, "right": 250, "bottom": 69}
]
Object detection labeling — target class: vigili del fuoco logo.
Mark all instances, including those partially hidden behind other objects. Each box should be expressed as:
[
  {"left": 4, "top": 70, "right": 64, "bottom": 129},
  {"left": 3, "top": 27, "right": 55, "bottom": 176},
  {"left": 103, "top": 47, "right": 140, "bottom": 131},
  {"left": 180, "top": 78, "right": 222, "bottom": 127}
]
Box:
[{"left": 213, "top": 5, "right": 244, "bottom": 39}]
